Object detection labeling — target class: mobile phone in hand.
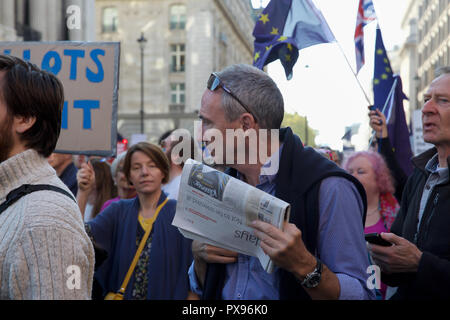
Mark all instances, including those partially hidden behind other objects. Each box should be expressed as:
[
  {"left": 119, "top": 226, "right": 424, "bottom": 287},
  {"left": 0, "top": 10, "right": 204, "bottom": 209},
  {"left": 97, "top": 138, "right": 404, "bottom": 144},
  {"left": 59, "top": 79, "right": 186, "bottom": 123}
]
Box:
[{"left": 365, "top": 233, "right": 391, "bottom": 246}]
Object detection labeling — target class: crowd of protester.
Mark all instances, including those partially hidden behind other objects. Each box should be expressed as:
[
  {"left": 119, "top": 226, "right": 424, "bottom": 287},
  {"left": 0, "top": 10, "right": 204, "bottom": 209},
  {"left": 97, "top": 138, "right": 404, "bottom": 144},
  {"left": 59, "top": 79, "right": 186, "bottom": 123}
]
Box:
[{"left": 1, "top": 54, "right": 449, "bottom": 300}]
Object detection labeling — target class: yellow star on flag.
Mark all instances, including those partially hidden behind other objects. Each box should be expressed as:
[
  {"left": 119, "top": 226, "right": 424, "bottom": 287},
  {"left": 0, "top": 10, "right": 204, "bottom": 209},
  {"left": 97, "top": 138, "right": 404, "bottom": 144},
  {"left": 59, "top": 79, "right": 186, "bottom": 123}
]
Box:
[
  {"left": 385, "top": 67, "right": 391, "bottom": 73},
  {"left": 287, "top": 43, "right": 293, "bottom": 51},
  {"left": 265, "top": 45, "right": 272, "bottom": 51},
  {"left": 381, "top": 73, "right": 388, "bottom": 80},
  {"left": 254, "top": 51, "right": 260, "bottom": 62},
  {"left": 259, "top": 13, "right": 269, "bottom": 24},
  {"left": 377, "top": 49, "right": 384, "bottom": 55},
  {"left": 374, "top": 79, "right": 380, "bottom": 85},
  {"left": 285, "top": 54, "right": 291, "bottom": 62},
  {"left": 277, "top": 36, "right": 288, "bottom": 42},
  {"left": 383, "top": 58, "right": 389, "bottom": 64},
  {"left": 270, "top": 27, "right": 279, "bottom": 35}
]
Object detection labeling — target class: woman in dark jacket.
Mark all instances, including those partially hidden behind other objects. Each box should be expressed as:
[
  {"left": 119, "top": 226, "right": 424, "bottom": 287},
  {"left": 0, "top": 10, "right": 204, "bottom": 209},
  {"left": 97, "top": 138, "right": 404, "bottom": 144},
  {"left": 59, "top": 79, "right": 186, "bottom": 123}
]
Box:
[{"left": 86, "top": 142, "right": 193, "bottom": 299}]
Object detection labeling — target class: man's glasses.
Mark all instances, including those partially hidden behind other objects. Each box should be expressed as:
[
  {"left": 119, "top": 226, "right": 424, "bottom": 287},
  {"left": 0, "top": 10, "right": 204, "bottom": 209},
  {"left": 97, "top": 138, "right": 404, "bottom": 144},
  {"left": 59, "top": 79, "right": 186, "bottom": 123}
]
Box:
[{"left": 207, "top": 73, "right": 257, "bottom": 123}]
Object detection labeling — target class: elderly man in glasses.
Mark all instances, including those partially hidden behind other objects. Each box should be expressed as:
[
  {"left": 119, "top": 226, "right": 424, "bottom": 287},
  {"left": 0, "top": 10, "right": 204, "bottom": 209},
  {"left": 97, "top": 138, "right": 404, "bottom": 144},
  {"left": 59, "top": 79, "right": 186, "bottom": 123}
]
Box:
[{"left": 188, "top": 64, "right": 375, "bottom": 300}]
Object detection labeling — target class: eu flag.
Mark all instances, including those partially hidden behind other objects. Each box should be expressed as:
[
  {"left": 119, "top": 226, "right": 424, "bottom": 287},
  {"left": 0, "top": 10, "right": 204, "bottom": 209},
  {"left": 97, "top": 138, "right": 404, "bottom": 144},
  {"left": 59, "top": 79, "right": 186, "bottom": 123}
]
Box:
[
  {"left": 253, "top": 0, "right": 335, "bottom": 80},
  {"left": 373, "top": 27, "right": 413, "bottom": 176}
]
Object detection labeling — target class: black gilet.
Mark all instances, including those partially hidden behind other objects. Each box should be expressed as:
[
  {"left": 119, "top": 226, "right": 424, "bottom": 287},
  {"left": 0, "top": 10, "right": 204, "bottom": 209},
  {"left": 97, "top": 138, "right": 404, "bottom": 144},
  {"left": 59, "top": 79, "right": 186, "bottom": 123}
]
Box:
[{"left": 202, "top": 127, "right": 367, "bottom": 300}]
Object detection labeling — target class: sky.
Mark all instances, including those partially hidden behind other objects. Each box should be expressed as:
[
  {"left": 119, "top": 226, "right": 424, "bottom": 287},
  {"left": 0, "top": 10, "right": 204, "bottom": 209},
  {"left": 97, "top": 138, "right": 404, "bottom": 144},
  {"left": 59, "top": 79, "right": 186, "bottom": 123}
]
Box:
[{"left": 250, "top": 0, "right": 410, "bottom": 150}]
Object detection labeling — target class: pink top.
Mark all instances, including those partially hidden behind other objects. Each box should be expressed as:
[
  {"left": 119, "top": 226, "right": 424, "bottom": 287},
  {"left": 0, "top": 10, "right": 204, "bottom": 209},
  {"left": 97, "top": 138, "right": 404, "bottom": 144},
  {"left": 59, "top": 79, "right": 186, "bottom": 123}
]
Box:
[
  {"left": 100, "top": 196, "right": 121, "bottom": 213},
  {"left": 365, "top": 217, "right": 388, "bottom": 299},
  {"left": 364, "top": 216, "right": 388, "bottom": 234}
]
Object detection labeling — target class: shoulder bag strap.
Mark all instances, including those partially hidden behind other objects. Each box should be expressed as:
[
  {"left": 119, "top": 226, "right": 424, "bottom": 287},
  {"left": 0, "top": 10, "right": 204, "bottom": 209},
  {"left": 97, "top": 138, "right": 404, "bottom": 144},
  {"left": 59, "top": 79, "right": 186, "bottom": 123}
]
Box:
[
  {"left": 0, "top": 184, "right": 76, "bottom": 214},
  {"left": 115, "top": 197, "right": 169, "bottom": 297}
]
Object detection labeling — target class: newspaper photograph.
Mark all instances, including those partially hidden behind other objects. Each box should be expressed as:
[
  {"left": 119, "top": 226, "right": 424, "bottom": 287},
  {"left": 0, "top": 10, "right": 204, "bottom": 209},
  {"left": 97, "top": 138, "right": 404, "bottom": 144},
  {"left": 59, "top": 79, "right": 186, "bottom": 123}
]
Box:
[{"left": 172, "top": 159, "right": 291, "bottom": 273}]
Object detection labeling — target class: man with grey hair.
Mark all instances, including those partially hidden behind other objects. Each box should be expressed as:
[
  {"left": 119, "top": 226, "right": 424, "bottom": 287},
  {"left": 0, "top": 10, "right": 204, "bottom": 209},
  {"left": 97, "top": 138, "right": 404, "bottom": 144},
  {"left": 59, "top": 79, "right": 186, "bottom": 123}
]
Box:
[
  {"left": 189, "top": 64, "right": 375, "bottom": 300},
  {"left": 369, "top": 66, "right": 450, "bottom": 299}
]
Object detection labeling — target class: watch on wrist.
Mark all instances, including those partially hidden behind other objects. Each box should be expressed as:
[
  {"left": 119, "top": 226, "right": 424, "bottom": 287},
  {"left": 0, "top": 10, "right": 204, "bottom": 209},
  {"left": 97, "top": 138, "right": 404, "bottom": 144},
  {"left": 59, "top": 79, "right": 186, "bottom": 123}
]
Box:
[{"left": 300, "top": 258, "right": 323, "bottom": 288}]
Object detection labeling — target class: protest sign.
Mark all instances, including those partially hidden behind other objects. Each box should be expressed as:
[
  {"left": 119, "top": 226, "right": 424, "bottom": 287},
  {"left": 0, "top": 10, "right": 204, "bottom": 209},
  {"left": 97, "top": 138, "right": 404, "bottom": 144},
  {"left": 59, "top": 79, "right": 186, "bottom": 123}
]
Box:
[{"left": 0, "top": 42, "right": 120, "bottom": 156}]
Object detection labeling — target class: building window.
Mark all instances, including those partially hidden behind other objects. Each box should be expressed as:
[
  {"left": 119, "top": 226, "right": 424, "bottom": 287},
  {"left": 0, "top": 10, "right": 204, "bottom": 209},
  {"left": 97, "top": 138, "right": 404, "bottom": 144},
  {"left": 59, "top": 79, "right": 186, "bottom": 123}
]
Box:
[
  {"left": 170, "top": 83, "right": 185, "bottom": 105},
  {"left": 102, "top": 7, "right": 118, "bottom": 33},
  {"left": 170, "top": 4, "right": 186, "bottom": 30},
  {"left": 170, "top": 44, "right": 185, "bottom": 72}
]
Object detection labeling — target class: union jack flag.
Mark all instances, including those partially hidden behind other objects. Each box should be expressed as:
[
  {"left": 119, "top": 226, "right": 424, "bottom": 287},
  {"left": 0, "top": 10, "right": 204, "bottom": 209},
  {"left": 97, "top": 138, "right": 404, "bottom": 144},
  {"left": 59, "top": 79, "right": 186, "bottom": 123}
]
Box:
[{"left": 354, "top": 0, "right": 377, "bottom": 73}]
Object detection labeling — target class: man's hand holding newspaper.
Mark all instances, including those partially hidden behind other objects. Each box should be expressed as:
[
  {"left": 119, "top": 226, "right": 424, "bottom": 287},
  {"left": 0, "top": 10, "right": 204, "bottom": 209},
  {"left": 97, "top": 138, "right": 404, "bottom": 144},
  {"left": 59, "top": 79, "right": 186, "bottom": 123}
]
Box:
[
  {"left": 172, "top": 159, "right": 291, "bottom": 280},
  {"left": 191, "top": 241, "right": 238, "bottom": 289},
  {"left": 251, "top": 220, "right": 317, "bottom": 282},
  {"left": 191, "top": 221, "right": 316, "bottom": 291}
]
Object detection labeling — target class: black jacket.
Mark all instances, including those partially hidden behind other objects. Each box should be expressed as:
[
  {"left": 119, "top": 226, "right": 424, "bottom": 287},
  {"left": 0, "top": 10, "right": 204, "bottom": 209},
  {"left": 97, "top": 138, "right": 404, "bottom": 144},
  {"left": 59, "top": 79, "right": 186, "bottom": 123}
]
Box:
[
  {"left": 59, "top": 162, "right": 78, "bottom": 197},
  {"left": 202, "top": 127, "right": 367, "bottom": 299},
  {"left": 377, "top": 137, "right": 408, "bottom": 202},
  {"left": 384, "top": 147, "right": 450, "bottom": 299}
]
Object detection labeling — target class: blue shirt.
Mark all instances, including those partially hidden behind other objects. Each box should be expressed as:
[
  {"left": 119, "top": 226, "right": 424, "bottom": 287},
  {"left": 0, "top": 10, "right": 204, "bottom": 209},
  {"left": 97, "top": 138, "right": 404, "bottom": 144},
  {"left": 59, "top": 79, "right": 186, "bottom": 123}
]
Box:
[
  {"left": 418, "top": 153, "right": 449, "bottom": 229},
  {"left": 221, "top": 168, "right": 280, "bottom": 300},
  {"left": 189, "top": 154, "right": 375, "bottom": 300}
]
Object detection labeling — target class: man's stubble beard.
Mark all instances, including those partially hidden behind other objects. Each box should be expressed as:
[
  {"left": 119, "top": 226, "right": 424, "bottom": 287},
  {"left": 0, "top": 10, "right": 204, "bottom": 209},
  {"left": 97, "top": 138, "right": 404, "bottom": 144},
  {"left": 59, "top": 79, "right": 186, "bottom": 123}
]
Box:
[{"left": 0, "top": 114, "right": 14, "bottom": 163}]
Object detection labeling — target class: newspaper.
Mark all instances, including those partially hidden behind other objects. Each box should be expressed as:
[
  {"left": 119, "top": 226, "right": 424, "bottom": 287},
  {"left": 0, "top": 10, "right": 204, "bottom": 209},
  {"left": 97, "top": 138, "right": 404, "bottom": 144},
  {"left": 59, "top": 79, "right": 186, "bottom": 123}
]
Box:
[{"left": 172, "top": 159, "right": 291, "bottom": 273}]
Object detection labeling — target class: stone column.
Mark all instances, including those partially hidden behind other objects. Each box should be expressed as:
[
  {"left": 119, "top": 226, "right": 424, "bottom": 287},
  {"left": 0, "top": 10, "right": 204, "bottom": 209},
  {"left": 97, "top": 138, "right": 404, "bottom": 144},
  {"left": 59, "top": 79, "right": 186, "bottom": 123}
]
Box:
[
  {"left": 65, "top": 0, "right": 95, "bottom": 41},
  {"left": 47, "top": 0, "right": 64, "bottom": 40},
  {"left": 15, "top": 0, "right": 25, "bottom": 26},
  {"left": 1, "top": 0, "right": 15, "bottom": 29},
  {"left": 0, "top": 0, "right": 16, "bottom": 40},
  {"left": 84, "top": 0, "right": 96, "bottom": 41},
  {"left": 29, "top": 0, "right": 48, "bottom": 40},
  {"left": 65, "top": 0, "right": 83, "bottom": 40}
]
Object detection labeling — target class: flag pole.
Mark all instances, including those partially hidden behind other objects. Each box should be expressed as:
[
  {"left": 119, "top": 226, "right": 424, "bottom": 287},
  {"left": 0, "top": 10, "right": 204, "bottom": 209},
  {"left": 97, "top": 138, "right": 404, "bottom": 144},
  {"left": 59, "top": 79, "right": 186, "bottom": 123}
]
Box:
[
  {"left": 320, "top": 12, "right": 373, "bottom": 106},
  {"left": 381, "top": 77, "right": 398, "bottom": 118},
  {"left": 334, "top": 40, "right": 373, "bottom": 106},
  {"left": 367, "top": 78, "right": 398, "bottom": 148}
]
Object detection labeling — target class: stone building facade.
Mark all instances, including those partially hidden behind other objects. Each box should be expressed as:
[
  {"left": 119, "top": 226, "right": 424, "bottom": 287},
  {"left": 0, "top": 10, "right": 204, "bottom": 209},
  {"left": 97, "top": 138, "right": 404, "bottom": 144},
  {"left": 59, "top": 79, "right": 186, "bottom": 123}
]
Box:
[
  {"left": 398, "top": 0, "right": 419, "bottom": 115},
  {"left": 95, "top": 0, "right": 255, "bottom": 142},
  {"left": 416, "top": 0, "right": 450, "bottom": 99},
  {"left": 398, "top": 0, "right": 450, "bottom": 154},
  {"left": 0, "top": 0, "right": 95, "bottom": 42},
  {"left": 1, "top": 0, "right": 256, "bottom": 143}
]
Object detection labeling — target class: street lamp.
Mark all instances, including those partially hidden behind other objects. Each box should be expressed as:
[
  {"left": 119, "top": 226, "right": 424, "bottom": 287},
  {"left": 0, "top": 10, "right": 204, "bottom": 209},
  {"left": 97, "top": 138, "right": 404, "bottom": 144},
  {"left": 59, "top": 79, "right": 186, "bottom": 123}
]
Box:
[{"left": 137, "top": 32, "right": 147, "bottom": 134}]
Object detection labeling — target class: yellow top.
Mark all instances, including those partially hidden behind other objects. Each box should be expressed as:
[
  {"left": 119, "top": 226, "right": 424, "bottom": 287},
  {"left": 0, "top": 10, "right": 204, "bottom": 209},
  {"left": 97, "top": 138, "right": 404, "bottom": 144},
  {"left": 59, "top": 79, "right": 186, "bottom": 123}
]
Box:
[
  {"left": 138, "top": 215, "right": 153, "bottom": 233},
  {"left": 115, "top": 198, "right": 168, "bottom": 296}
]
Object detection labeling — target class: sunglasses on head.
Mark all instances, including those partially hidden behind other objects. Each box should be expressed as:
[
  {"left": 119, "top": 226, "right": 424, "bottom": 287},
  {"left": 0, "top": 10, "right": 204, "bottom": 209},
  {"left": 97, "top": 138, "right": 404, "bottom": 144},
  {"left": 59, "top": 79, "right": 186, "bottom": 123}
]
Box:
[{"left": 207, "top": 73, "right": 257, "bottom": 123}]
